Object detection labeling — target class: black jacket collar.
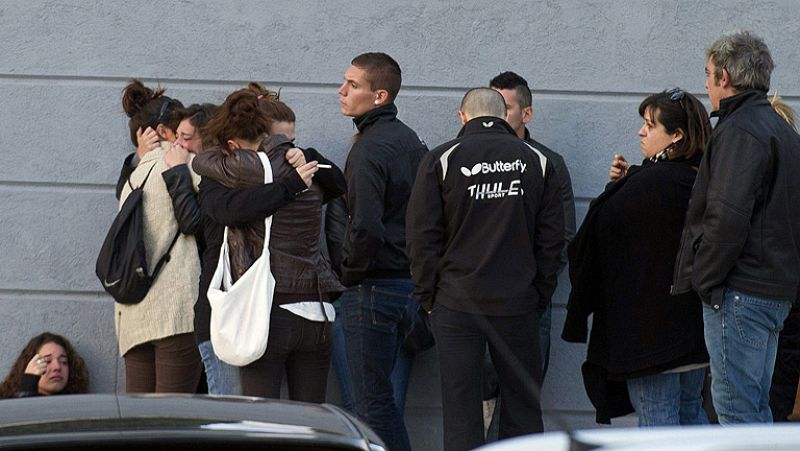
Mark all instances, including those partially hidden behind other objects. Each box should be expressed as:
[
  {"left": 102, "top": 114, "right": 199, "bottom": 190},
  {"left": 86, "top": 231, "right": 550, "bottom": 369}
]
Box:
[
  {"left": 523, "top": 127, "right": 533, "bottom": 141},
  {"left": 353, "top": 103, "right": 398, "bottom": 133},
  {"left": 712, "top": 89, "right": 768, "bottom": 121},
  {"left": 457, "top": 116, "right": 517, "bottom": 137}
]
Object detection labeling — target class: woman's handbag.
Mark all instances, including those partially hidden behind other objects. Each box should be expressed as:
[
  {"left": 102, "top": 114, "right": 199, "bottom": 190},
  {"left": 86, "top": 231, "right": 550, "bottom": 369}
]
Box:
[{"left": 208, "top": 152, "right": 275, "bottom": 366}]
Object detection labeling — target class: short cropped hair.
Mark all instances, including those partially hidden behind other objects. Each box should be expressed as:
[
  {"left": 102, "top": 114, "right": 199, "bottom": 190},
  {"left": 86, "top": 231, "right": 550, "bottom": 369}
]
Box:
[
  {"left": 460, "top": 88, "right": 506, "bottom": 120},
  {"left": 706, "top": 31, "right": 774, "bottom": 92},
  {"left": 351, "top": 52, "right": 402, "bottom": 101},
  {"left": 489, "top": 71, "right": 532, "bottom": 109}
]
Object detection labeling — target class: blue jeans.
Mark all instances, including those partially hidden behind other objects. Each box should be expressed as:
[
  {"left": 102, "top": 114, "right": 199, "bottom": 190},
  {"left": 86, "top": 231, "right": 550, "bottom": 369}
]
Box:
[
  {"left": 341, "top": 279, "right": 417, "bottom": 451},
  {"left": 198, "top": 340, "right": 241, "bottom": 395},
  {"left": 332, "top": 309, "right": 414, "bottom": 413},
  {"left": 703, "top": 287, "right": 791, "bottom": 424},
  {"left": 627, "top": 367, "right": 709, "bottom": 426}
]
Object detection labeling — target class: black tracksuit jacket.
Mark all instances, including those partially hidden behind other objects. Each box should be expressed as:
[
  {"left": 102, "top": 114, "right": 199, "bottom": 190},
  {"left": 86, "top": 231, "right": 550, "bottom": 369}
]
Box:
[{"left": 406, "top": 117, "right": 563, "bottom": 315}]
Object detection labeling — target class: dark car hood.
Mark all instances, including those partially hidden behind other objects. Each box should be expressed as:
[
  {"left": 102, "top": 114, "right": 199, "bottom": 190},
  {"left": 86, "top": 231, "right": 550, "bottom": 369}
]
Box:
[{"left": 0, "top": 394, "right": 384, "bottom": 450}]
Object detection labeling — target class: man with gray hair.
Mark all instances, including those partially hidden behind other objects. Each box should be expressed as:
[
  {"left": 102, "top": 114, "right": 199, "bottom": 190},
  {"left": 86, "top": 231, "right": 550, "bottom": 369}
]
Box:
[
  {"left": 672, "top": 31, "right": 800, "bottom": 424},
  {"left": 407, "top": 88, "right": 563, "bottom": 450}
]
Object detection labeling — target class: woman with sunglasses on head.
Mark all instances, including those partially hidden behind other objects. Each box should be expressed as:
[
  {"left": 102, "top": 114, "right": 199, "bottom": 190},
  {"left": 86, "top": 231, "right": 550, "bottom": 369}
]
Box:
[
  {"left": 115, "top": 80, "right": 203, "bottom": 393},
  {"left": 0, "top": 332, "right": 89, "bottom": 398},
  {"left": 563, "top": 88, "right": 712, "bottom": 426}
]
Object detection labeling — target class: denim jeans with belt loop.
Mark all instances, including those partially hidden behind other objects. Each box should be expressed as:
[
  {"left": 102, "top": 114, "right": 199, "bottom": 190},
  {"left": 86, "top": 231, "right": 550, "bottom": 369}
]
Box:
[
  {"left": 340, "top": 278, "right": 417, "bottom": 451},
  {"left": 703, "top": 287, "right": 791, "bottom": 424}
]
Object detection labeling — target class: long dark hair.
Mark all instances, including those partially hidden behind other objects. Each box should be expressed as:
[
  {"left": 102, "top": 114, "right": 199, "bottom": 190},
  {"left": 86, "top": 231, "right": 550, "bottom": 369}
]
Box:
[
  {"left": 638, "top": 88, "right": 711, "bottom": 160},
  {"left": 0, "top": 332, "right": 90, "bottom": 398},
  {"left": 121, "top": 80, "right": 185, "bottom": 146}
]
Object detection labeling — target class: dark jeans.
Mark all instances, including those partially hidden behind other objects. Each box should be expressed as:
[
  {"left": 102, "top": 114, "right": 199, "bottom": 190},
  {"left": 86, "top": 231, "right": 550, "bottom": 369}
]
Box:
[
  {"left": 341, "top": 279, "right": 417, "bottom": 451},
  {"left": 124, "top": 332, "right": 202, "bottom": 393},
  {"left": 771, "top": 301, "right": 800, "bottom": 422},
  {"left": 432, "top": 304, "right": 542, "bottom": 451},
  {"left": 240, "top": 306, "right": 332, "bottom": 403},
  {"left": 332, "top": 302, "right": 414, "bottom": 413}
]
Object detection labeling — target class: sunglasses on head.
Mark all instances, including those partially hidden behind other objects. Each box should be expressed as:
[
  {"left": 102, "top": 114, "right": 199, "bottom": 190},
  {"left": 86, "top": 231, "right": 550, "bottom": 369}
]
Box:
[{"left": 667, "top": 88, "right": 685, "bottom": 102}]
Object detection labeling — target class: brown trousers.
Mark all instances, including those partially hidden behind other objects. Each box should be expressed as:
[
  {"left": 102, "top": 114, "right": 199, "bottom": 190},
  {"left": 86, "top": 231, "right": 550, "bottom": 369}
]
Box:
[{"left": 123, "top": 332, "right": 202, "bottom": 393}]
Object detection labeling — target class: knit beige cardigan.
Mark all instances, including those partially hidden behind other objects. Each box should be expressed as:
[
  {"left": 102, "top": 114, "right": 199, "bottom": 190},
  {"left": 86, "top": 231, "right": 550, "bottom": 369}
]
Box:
[{"left": 115, "top": 143, "right": 201, "bottom": 356}]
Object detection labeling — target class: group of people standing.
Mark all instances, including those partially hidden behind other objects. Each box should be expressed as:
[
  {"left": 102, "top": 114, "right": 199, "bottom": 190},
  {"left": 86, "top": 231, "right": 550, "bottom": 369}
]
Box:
[
  {"left": 5, "top": 28, "right": 799, "bottom": 451},
  {"left": 565, "top": 29, "right": 800, "bottom": 434},
  {"left": 102, "top": 50, "right": 572, "bottom": 451}
]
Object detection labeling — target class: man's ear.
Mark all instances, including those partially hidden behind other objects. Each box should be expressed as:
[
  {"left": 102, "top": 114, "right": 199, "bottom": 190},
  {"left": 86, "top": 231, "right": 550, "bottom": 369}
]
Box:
[
  {"left": 521, "top": 106, "right": 533, "bottom": 126},
  {"left": 374, "top": 89, "right": 390, "bottom": 106},
  {"left": 458, "top": 110, "right": 468, "bottom": 125},
  {"left": 720, "top": 68, "right": 731, "bottom": 89},
  {"left": 227, "top": 139, "right": 241, "bottom": 150}
]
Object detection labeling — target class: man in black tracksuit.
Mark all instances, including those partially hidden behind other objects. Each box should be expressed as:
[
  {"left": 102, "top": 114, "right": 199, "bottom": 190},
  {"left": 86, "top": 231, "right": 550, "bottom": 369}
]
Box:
[{"left": 407, "top": 88, "right": 563, "bottom": 451}]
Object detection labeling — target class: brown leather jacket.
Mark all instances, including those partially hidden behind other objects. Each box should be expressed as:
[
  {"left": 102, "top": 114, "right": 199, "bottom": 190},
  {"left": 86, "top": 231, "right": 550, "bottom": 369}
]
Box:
[{"left": 193, "top": 136, "right": 344, "bottom": 297}]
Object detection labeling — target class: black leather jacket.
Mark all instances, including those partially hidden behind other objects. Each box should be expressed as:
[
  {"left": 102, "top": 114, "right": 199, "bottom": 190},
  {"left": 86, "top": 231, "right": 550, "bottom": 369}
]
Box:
[{"left": 672, "top": 90, "right": 800, "bottom": 306}]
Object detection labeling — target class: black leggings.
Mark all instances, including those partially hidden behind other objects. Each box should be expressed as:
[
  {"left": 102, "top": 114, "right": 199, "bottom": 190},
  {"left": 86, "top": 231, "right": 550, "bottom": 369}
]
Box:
[{"left": 240, "top": 305, "right": 332, "bottom": 403}]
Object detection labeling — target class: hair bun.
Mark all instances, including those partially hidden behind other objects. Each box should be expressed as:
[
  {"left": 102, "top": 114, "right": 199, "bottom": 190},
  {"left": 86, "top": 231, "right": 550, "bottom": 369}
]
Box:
[{"left": 121, "top": 80, "right": 166, "bottom": 118}]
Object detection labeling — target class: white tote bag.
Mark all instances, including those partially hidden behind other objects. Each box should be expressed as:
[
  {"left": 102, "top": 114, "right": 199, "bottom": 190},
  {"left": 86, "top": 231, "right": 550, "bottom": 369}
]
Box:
[{"left": 208, "top": 152, "right": 275, "bottom": 366}]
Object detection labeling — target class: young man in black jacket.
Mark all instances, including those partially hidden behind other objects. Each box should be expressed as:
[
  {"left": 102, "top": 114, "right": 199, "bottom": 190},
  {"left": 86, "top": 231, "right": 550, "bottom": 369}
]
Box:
[
  {"left": 672, "top": 31, "right": 800, "bottom": 424},
  {"left": 336, "top": 52, "right": 427, "bottom": 451},
  {"left": 490, "top": 72, "right": 575, "bottom": 379},
  {"left": 407, "top": 88, "right": 562, "bottom": 451}
]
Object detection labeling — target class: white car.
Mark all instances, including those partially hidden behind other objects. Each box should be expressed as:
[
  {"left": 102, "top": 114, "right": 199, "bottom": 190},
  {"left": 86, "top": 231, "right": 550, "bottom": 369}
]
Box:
[{"left": 476, "top": 424, "right": 800, "bottom": 450}]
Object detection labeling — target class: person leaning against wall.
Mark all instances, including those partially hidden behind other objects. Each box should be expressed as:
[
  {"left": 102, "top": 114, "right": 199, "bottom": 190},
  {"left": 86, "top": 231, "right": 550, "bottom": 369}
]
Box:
[
  {"left": 671, "top": 30, "right": 800, "bottom": 425},
  {"left": 0, "top": 332, "right": 89, "bottom": 398},
  {"left": 115, "top": 80, "right": 203, "bottom": 393},
  {"left": 563, "top": 88, "right": 711, "bottom": 426}
]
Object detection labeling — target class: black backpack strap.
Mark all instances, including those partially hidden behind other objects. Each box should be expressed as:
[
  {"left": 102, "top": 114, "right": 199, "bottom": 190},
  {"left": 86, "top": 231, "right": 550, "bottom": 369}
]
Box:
[
  {"left": 150, "top": 230, "right": 181, "bottom": 280},
  {"left": 138, "top": 161, "right": 178, "bottom": 281},
  {"left": 127, "top": 162, "right": 159, "bottom": 191}
]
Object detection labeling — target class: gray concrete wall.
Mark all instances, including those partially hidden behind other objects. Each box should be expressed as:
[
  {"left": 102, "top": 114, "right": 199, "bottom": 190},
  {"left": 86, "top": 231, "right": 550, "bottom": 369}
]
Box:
[{"left": 2, "top": 0, "right": 799, "bottom": 447}]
